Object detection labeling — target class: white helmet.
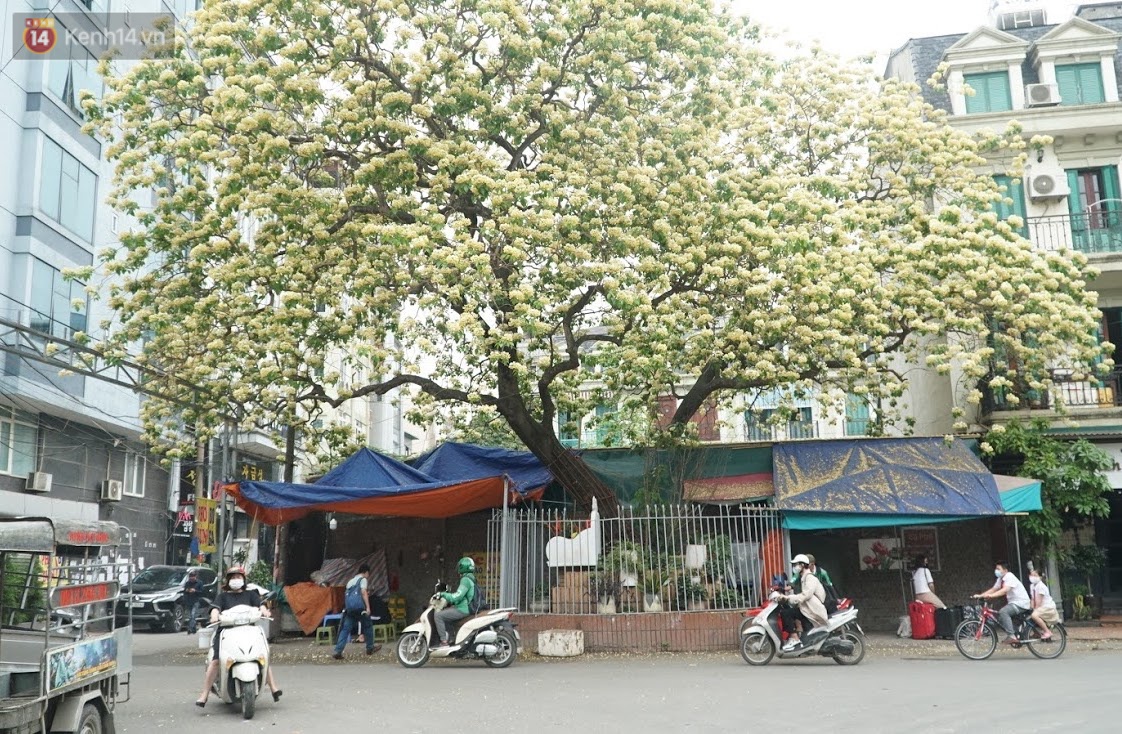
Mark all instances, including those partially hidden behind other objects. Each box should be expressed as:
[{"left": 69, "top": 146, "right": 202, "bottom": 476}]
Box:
[{"left": 790, "top": 554, "right": 811, "bottom": 566}]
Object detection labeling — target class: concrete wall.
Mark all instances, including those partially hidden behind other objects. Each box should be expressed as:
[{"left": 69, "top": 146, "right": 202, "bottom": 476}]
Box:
[{"left": 321, "top": 511, "right": 491, "bottom": 621}]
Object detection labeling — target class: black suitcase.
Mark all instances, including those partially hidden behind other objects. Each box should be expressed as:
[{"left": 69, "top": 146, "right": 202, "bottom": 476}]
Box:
[{"left": 935, "top": 605, "right": 964, "bottom": 639}]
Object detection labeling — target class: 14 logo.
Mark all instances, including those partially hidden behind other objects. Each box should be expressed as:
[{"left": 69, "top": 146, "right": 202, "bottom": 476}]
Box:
[{"left": 23, "top": 18, "right": 57, "bottom": 55}]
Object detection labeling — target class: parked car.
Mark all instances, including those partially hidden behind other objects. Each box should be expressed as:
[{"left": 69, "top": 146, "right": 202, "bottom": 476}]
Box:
[{"left": 116, "top": 565, "right": 218, "bottom": 632}]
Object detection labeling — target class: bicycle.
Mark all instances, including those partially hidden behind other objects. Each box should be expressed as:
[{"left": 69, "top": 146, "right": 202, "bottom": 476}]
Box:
[{"left": 953, "top": 601, "right": 1067, "bottom": 661}]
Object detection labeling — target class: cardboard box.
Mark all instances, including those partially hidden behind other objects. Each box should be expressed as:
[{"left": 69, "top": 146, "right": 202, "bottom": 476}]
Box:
[{"left": 563, "top": 571, "right": 592, "bottom": 589}]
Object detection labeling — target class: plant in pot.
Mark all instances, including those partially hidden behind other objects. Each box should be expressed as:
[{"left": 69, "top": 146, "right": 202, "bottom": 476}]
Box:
[
  {"left": 1064, "top": 544, "right": 1108, "bottom": 619},
  {"left": 590, "top": 570, "right": 621, "bottom": 614},
  {"left": 641, "top": 568, "right": 665, "bottom": 612},
  {"left": 710, "top": 586, "right": 743, "bottom": 610},
  {"left": 676, "top": 576, "right": 709, "bottom": 611},
  {"left": 701, "top": 534, "right": 733, "bottom": 585},
  {"left": 603, "top": 540, "right": 645, "bottom": 591}
]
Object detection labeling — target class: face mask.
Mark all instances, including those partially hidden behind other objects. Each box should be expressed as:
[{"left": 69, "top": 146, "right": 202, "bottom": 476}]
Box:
[
  {"left": 994, "top": 569, "right": 1003, "bottom": 578},
  {"left": 1029, "top": 576, "right": 1040, "bottom": 584},
  {"left": 229, "top": 578, "right": 245, "bottom": 590}
]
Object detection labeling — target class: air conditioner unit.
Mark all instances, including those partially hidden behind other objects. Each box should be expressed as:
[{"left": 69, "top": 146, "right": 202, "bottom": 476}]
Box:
[
  {"left": 100, "top": 479, "right": 123, "bottom": 502},
  {"left": 1025, "top": 83, "right": 1061, "bottom": 107},
  {"left": 1026, "top": 171, "right": 1071, "bottom": 201},
  {"left": 25, "top": 472, "right": 52, "bottom": 493}
]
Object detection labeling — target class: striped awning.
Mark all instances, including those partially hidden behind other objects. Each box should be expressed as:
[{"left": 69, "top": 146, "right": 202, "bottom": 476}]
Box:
[{"left": 683, "top": 472, "right": 775, "bottom": 504}]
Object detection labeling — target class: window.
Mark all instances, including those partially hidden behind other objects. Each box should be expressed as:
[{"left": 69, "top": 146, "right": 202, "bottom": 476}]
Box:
[
  {"left": 690, "top": 399, "right": 720, "bottom": 441},
  {"left": 29, "top": 258, "right": 88, "bottom": 339},
  {"left": 963, "top": 71, "right": 1012, "bottom": 113},
  {"left": 992, "top": 175, "right": 1028, "bottom": 237},
  {"left": 123, "top": 451, "right": 146, "bottom": 497},
  {"left": 844, "top": 394, "right": 871, "bottom": 437},
  {"left": 45, "top": 20, "right": 102, "bottom": 117},
  {"left": 558, "top": 411, "right": 579, "bottom": 448},
  {"left": 745, "top": 409, "right": 777, "bottom": 442},
  {"left": 1056, "top": 63, "right": 1105, "bottom": 106},
  {"left": 0, "top": 406, "right": 38, "bottom": 477},
  {"left": 1066, "top": 166, "right": 1122, "bottom": 253},
  {"left": 39, "top": 136, "right": 97, "bottom": 241},
  {"left": 593, "top": 404, "right": 619, "bottom": 446},
  {"left": 786, "top": 407, "right": 815, "bottom": 439}
]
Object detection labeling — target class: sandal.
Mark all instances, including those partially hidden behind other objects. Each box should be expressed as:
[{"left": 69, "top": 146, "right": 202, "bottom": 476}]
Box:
[{"left": 272, "top": 689, "right": 283, "bottom": 703}]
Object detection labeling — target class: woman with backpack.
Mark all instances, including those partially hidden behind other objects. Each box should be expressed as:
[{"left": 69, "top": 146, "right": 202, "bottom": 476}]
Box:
[{"left": 435, "top": 557, "right": 478, "bottom": 647}]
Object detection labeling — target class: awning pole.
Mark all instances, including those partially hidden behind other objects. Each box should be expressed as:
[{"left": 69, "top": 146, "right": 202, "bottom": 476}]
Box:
[
  {"left": 1014, "top": 516, "right": 1023, "bottom": 578},
  {"left": 896, "top": 525, "right": 908, "bottom": 612},
  {"left": 499, "top": 476, "right": 511, "bottom": 608}
]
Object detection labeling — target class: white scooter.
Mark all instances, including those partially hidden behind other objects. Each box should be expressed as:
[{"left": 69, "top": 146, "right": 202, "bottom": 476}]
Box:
[
  {"left": 207, "top": 605, "right": 270, "bottom": 719},
  {"left": 740, "top": 592, "right": 867, "bottom": 666},
  {"left": 396, "top": 582, "right": 520, "bottom": 669}
]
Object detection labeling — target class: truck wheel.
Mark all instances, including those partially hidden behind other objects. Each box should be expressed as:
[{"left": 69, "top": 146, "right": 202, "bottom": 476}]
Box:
[{"left": 78, "top": 703, "right": 103, "bottom": 734}]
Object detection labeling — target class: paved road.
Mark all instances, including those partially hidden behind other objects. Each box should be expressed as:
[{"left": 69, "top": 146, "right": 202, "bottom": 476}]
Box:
[{"left": 117, "top": 630, "right": 1120, "bottom": 734}]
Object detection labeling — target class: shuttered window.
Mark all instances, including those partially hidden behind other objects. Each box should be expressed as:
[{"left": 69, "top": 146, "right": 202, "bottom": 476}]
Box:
[
  {"left": 992, "top": 175, "right": 1028, "bottom": 237},
  {"left": 963, "top": 71, "right": 1012, "bottom": 113},
  {"left": 1056, "top": 63, "right": 1105, "bottom": 106}
]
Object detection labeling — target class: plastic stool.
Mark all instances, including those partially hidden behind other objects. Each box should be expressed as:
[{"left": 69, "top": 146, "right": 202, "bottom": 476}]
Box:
[
  {"left": 373, "top": 623, "right": 396, "bottom": 643},
  {"left": 316, "top": 613, "right": 344, "bottom": 645}
]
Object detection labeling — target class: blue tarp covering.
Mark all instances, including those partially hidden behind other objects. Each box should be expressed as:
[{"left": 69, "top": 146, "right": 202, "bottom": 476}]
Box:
[
  {"left": 773, "top": 438, "right": 1005, "bottom": 523},
  {"left": 413, "top": 442, "right": 553, "bottom": 492},
  {"left": 316, "top": 447, "right": 437, "bottom": 487}
]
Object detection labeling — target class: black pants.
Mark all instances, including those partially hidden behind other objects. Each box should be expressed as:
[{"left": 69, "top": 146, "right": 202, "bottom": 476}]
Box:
[{"left": 779, "top": 604, "right": 812, "bottom": 636}]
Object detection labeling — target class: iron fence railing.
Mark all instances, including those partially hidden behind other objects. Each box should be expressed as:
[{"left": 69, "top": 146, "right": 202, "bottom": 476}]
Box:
[
  {"left": 982, "top": 369, "right": 1122, "bottom": 413},
  {"left": 487, "top": 503, "right": 785, "bottom": 620},
  {"left": 1027, "top": 211, "right": 1122, "bottom": 254}
]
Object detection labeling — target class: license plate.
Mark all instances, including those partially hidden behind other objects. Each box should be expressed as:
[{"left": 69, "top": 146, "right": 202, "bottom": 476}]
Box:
[{"left": 130, "top": 601, "right": 144, "bottom": 608}]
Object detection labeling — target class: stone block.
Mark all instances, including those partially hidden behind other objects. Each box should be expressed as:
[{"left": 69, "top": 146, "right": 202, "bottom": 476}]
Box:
[{"left": 537, "top": 629, "right": 585, "bottom": 657}]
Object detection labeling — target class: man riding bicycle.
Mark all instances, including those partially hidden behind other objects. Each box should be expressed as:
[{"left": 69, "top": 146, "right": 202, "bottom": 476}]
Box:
[{"left": 972, "top": 559, "right": 1031, "bottom": 645}]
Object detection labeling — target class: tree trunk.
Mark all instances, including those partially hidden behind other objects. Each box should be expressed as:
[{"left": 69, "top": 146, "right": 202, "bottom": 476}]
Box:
[
  {"left": 497, "top": 400, "right": 620, "bottom": 517},
  {"left": 273, "top": 426, "right": 296, "bottom": 585}
]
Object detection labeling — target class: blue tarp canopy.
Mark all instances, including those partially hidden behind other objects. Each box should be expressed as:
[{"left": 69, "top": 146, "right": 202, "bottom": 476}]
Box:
[
  {"left": 229, "top": 445, "right": 547, "bottom": 524},
  {"left": 412, "top": 442, "right": 553, "bottom": 493},
  {"left": 773, "top": 438, "right": 1038, "bottom": 531}
]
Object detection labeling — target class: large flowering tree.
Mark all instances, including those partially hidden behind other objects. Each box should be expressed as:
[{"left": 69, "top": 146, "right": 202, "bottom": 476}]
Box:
[{"left": 87, "top": 0, "right": 1106, "bottom": 514}]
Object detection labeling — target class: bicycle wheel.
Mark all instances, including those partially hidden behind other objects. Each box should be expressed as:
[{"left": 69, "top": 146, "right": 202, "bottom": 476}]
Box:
[
  {"left": 954, "top": 619, "right": 997, "bottom": 661},
  {"left": 1028, "top": 622, "right": 1067, "bottom": 660}
]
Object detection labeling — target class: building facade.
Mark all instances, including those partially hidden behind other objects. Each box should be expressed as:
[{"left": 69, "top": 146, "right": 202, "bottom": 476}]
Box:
[{"left": 886, "top": 0, "right": 1122, "bottom": 599}]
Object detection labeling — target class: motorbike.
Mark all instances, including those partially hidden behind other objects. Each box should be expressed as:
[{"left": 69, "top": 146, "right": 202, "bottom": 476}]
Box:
[
  {"left": 207, "top": 605, "right": 271, "bottom": 719},
  {"left": 740, "top": 592, "right": 867, "bottom": 666},
  {"left": 396, "top": 582, "right": 520, "bottom": 669}
]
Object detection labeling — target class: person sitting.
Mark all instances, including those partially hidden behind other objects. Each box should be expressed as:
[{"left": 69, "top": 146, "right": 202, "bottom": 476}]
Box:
[
  {"left": 972, "top": 559, "right": 1031, "bottom": 645},
  {"left": 435, "top": 557, "right": 477, "bottom": 647},
  {"left": 806, "top": 554, "right": 840, "bottom": 615},
  {"left": 911, "top": 554, "right": 947, "bottom": 610},
  {"left": 777, "top": 554, "right": 828, "bottom": 651},
  {"left": 1028, "top": 568, "right": 1059, "bottom": 640},
  {"left": 195, "top": 566, "right": 282, "bottom": 707}
]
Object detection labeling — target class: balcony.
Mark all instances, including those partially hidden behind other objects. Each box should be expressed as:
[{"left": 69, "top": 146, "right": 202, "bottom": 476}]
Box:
[
  {"left": 981, "top": 368, "right": 1122, "bottom": 415},
  {"left": 1027, "top": 211, "right": 1122, "bottom": 255}
]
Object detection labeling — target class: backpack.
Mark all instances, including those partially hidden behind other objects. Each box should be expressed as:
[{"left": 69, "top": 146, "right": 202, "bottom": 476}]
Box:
[
  {"left": 468, "top": 578, "right": 489, "bottom": 614},
  {"left": 344, "top": 577, "right": 366, "bottom": 613}
]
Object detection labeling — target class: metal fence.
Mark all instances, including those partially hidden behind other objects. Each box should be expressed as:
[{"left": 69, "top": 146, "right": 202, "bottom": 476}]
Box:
[{"left": 486, "top": 503, "right": 786, "bottom": 616}]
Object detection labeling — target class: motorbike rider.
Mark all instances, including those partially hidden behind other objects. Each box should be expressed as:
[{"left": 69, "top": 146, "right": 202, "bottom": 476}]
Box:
[
  {"left": 806, "top": 554, "right": 840, "bottom": 615},
  {"left": 195, "top": 566, "right": 282, "bottom": 708},
  {"left": 435, "top": 557, "right": 477, "bottom": 647},
  {"left": 777, "top": 554, "right": 828, "bottom": 651},
  {"left": 972, "top": 559, "right": 1031, "bottom": 645}
]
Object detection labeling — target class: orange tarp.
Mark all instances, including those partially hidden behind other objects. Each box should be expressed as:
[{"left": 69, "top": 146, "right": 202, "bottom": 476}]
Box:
[
  {"left": 283, "top": 582, "right": 344, "bottom": 636},
  {"left": 226, "top": 477, "right": 541, "bottom": 526}
]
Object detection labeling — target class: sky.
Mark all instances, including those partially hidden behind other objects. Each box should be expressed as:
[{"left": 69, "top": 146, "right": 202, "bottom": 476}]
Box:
[{"left": 732, "top": 0, "right": 1081, "bottom": 63}]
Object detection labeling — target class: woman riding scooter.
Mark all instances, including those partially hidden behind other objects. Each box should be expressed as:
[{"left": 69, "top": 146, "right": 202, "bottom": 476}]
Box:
[
  {"left": 195, "top": 567, "right": 282, "bottom": 708},
  {"left": 777, "top": 554, "right": 828, "bottom": 651}
]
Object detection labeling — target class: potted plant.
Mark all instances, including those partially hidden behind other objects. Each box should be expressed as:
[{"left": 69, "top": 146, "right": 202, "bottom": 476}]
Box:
[
  {"left": 529, "top": 583, "right": 550, "bottom": 614},
  {"left": 641, "top": 568, "right": 665, "bottom": 612},
  {"left": 1065, "top": 544, "right": 1108, "bottom": 619},
  {"left": 676, "top": 576, "right": 709, "bottom": 611},
  {"left": 603, "top": 540, "right": 645, "bottom": 590},
  {"left": 710, "top": 586, "right": 743, "bottom": 610},
  {"left": 702, "top": 534, "right": 733, "bottom": 584},
  {"left": 590, "top": 570, "right": 621, "bottom": 614}
]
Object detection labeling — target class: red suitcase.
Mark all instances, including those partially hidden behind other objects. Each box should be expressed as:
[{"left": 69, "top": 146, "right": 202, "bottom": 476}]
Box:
[{"left": 909, "top": 601, "right": 936, "bottom": 639}]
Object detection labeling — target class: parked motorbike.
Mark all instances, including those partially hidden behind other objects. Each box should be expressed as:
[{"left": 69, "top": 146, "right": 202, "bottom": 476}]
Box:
[
  {"left": 740, "top": 592, "right": 866, "bottom": 666},
  {"left": 396, "top": 582, "right": 520, "bottom": 669},
  {"left": 207, "top": 605, "right": 271, "bottom": 719}
]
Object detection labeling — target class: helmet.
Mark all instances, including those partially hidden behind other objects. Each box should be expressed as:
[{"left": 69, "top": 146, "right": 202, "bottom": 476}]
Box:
[
  {"left": 790, "top": 554, "right": 811, "bottom": 566},
  {"left": 457, "top": 557, "right": 475, "bottom": 574},
  {"left": 224, "top": 565, "right": 246, "bottom": 579}
]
